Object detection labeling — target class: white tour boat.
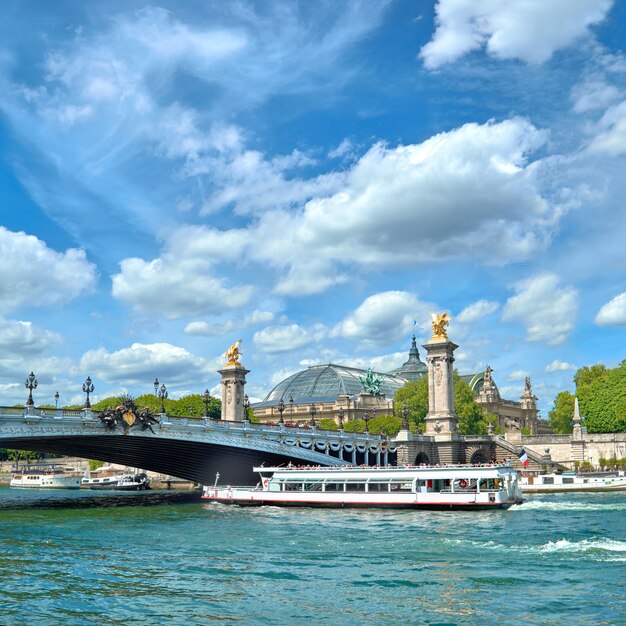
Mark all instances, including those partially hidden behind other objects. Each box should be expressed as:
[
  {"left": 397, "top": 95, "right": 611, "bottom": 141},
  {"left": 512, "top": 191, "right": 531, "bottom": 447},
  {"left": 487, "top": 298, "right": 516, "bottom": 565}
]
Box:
[
  {"left": 10, "top": 466, "right": 82, "bottom": 489},
  {"left": 520, "top": 471, "right": 626, "bottom": 493},
  {"left": 202, "top": 463, "right": 523, "bottom": 510}
]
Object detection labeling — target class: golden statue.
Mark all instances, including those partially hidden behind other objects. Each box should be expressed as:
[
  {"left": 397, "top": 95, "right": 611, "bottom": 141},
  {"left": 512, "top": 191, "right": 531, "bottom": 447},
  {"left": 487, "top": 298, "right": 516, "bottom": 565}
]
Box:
[
  {"left": 430, "top": 312, "right": 450, "bottom": 340},
  {"left": 225, "top": 339, "right": 243, "bottom": 366}
]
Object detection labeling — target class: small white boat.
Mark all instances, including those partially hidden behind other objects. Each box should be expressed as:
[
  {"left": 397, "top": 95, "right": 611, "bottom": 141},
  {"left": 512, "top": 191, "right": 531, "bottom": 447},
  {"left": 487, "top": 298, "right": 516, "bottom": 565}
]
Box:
[
  {"left": 10, "top": 466, "right": 82, "bottom": 490},
  {"left": 81, "top": 466, "right": 125, "bottom": 489},
  {"left": 520, "top": 471, "right": 626, "bottom": 493},
  {"left": 84, "top": 471, "right": 150, "bottom": 491},
  {"left": 202, "top": 463, "right": 523, "bottom": 510}
]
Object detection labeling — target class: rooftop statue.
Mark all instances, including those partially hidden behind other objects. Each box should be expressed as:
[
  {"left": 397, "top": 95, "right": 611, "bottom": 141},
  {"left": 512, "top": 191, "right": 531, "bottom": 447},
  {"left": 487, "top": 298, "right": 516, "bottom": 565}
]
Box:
[
  {"left": 524, "top": 376, "right": 532, "bottom": 394},
  {"left": 225, "top": 339, "right": 243, "bottom": 366},
  {"left": 430, "top": 312, "right": 450, "bottom": 341},
  {"left": 359, "top": 367, "right": 385, "bottom": 395}
]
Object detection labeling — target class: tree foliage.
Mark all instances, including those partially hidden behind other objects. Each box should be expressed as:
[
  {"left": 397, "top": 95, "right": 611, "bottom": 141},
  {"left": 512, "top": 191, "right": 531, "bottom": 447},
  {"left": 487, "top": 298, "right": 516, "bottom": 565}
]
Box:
[
  {"left": 392, "top": 373, "right": 489, "bottom": 435},
  {"left": 550, "top": 360, "right": 626, "bottom": 434},
  {"left": 548, "top": 391, "right": 575, "bottom": 434}
]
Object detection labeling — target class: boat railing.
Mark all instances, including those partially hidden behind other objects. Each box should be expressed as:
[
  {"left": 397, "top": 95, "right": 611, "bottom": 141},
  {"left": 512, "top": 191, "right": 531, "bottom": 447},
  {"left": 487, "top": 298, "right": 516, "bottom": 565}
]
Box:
[{"left": 261, "top": 462, "right": 514, "bottom": 472}]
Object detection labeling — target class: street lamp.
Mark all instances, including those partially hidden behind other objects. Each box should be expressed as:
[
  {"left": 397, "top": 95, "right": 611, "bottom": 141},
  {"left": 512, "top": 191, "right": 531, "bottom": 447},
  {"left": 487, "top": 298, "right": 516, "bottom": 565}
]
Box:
[
  {"left": 202, "top": 389, "right": 211, "bottom": 418},
  {"left": 154, "top": 378, "right": 159, "bottom": 396},
  {"left": 54, "top": 391, "right": 60, "bottom": 409},
  {"left": 158, "top": 383, "right": 168, "bottom": 414},
  {"left": 363, "top": 412, "right": 370, "bottom": 434},
  {"left": 25, "top": 372, "right": 38, "bottom": 407},
  {"left": 277, "top": 398, "right": 285, "bottom": 424},
  {"left": 337, "top": 407, "right": 344, "bottom": 429},
  {"left": 309, "top": 403, "right": 317, "bottom": 427},
  {"left": 82, "top": 376, "right": 94, "bottom": 408},
  {"left": 401, "top": 402, "right": 410, "bottom": 430},
  {"left": 243, "top": 394, "right": 250, "bottom": 421},
  {"left": 289, "top": 395, "right": 294, "bottom": 421}
]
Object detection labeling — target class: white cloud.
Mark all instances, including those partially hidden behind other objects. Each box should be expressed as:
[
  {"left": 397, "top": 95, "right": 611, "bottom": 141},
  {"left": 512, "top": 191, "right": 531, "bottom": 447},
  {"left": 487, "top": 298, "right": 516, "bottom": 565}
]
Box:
[
  {"left": 253, "top": 324, "right": 317, "bottom": 353},
  {"left": 545, "top": 359, "right": 577, "bottom": 372},
  {"left": 184, "top": 310, "right": 275, "bottom": 336},
  {"left": 333, "top": 291, "right": 434, "bottom": 346},
  {"left": 588, "top": 100, "right": 626, "bottom": 155},
  {"left": 0, "top": 318, "right": 60, "bottom": 355},
  {"left": 595, "top": 291, "right": 626, "bottom": 325},
  {"left": 508, "top": 369, "right": 529, "bottom": 381},
  {"left": 571, "top": 78, "right": 621, "bottom": 113},
  {"left": 502, "top": 273, "right": 578, "bottom": 345},
  {"left": 252, "top": 118, "right": 557, "bottom": 293},
  {"left": 456, "top": 299, "right": 500, "bottom": 323},
  {"left": 79, "top": 342, "right": 220, "bottom": 387},
  {"left": 0, "top": 227, "right": 97, "bottom": 313},
  {"left": 111, "top": 255, "right": 254, "bottom": 319},
  {"left": 420, "top": 0, "right": 612, "bottom": 69}
]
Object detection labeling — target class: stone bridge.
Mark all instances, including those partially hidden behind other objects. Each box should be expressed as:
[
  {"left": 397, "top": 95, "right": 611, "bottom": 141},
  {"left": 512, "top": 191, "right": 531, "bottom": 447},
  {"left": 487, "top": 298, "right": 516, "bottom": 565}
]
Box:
[{"left": 0, "top": 407, "right": 394, "bottom": 485}]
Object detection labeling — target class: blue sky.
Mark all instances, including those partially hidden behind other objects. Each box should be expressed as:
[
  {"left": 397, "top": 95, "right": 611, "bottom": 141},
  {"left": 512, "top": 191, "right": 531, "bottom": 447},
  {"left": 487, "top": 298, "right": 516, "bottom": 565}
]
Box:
[{"left": 1, "top": 0, "right": 625, "bottom": 413}]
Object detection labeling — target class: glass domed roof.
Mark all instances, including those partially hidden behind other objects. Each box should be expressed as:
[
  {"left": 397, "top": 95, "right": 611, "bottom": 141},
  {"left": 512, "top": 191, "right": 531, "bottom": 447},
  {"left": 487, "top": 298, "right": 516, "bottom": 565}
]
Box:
[{"left": 260, "top": 364, "right": 407, "bottom": 406}]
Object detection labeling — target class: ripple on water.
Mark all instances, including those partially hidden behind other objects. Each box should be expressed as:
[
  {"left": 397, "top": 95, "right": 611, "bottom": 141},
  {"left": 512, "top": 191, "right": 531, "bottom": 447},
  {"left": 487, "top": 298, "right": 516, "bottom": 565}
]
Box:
[{"left": 0, "top": 489, "right": 625, "bottom": 625}]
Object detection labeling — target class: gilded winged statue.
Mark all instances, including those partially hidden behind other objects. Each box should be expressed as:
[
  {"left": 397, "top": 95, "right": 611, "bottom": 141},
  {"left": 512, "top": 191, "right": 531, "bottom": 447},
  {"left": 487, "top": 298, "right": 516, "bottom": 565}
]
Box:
[
  {"left": 430, "top": 312, "right": 450, "bottom": 340},
  {"left": 225, "top": 339, "right": 243, "bottom": 366}
]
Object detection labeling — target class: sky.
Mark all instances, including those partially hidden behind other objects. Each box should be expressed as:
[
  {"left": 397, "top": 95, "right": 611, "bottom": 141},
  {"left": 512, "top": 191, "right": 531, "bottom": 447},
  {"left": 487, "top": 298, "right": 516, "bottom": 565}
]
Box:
[{"left": 0, "top": 0, "right": 625, "bottom": 413}]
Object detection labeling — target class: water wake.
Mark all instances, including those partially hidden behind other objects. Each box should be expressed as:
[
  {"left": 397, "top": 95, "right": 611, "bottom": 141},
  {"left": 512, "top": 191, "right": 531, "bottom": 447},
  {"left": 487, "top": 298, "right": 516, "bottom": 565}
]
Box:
[{"left": 512, "top": 499, "right": 626, "bottom": 512}]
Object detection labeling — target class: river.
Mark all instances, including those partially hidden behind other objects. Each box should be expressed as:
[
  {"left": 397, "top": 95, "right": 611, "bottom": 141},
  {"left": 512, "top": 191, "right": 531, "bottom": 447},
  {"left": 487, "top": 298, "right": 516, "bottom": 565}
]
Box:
[{"left": 0, "top": 487, "right": 624, "bottom": 625}]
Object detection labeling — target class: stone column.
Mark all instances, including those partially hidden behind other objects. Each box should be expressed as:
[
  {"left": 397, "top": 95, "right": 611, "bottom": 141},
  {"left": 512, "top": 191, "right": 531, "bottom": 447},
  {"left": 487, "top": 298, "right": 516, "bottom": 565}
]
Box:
[
  {"left": 218, "top": 365, "right": 250, "bottom": 421},
  {"left": 422, "top": 338, "right": 459, "bottom": 437}
]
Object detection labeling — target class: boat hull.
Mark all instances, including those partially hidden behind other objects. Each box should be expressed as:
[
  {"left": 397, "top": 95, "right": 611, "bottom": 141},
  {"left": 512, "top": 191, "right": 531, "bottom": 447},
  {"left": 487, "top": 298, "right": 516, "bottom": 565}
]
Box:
[{"left": 202, "top": 496, "right": 517, "bottom": 510}]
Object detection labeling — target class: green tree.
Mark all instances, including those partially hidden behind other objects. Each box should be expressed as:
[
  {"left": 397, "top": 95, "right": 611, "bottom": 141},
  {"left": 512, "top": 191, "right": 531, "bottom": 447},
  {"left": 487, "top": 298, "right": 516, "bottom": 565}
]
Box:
[
  {"left": 318, "top": 418, "right": 339, "bottom": 431},
  {"left": 393, "top": 378, "right": 428, "bottom": 431},
  {"left": 548, "top": 391, "right": 575, "bottom": 434},
  {"left": 393, "top": 373, "right": 489, "bottom": 435},
  {"left": 574, "top": 364, "right": 608, "bottom": 389},
  {"left": 369, "top": 414, "right": 403, "bottom": 436}
]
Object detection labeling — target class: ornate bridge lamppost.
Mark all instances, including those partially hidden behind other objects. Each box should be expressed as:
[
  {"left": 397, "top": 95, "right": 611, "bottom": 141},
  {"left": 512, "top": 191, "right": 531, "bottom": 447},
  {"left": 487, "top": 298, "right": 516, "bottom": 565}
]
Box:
[
  {"left": 309, "top": 403, "right": 317, "bottom": 427},
  {"left": 158, "top": 383, "right": 168, "bottom": 414},
  {"left": 337, "top": 407, "right": 345, "bottom": 430},
  {"left": 401, "top": 402, "right": 410, "bottom": 430},
  {"left": 243, "top": 394, "right": 250, "bottom": 422},
  {"left": 153, "top": 378, "right": 159, "bottom": 397},
  {"left": 82, "top": 376, "right": 94, "bottom": 408},
  {"left": 277, "top": 398, "right": 285, "bottom": 424},
  {"left": 54, "top": 391, "right": 60, "bottom": 409},
  {"left": 289, "top": 395, "right": 294, "bottom": 421},
  {"left": 203, "top": 389, "right": 211, "bottom": 418},
  {"left": 363, "top": 412, "right": 370, "bottom": 435},
  {"left": 25, "top": 372, "right": 38, "bottom": 407}
]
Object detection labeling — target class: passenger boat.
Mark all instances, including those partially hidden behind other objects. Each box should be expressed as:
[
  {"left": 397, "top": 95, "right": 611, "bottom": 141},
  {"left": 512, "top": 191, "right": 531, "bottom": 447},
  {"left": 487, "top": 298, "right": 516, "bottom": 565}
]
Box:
[
  {"left": 520, "top": 471, "right": 626, "bottom": 493},
  {"left": 202, "top": 463, "right": 523, "bottom": 510},
  {"left": 10, "top": 466, "right": 82, "bottom": 489}
]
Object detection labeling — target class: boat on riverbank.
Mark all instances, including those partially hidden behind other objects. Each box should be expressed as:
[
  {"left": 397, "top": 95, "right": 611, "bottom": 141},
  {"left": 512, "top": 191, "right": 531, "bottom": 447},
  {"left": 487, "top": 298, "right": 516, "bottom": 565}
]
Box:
[
  {"left": 521, "top": 471, "right": 626, "bottom": 493},
  {"left": 202, "top": 463, "right": 523, "bottom": 510},
  {"left": 10, "top": 465, "right": 82, "bottom": 489}
]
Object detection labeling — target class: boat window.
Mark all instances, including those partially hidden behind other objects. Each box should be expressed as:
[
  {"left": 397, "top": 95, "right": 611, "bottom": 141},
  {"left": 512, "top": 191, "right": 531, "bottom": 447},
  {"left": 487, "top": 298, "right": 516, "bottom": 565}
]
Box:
[
  {"left": 367, "top": 482, "right": 390, "bottom": 492},
  {"left": 562, "top": 477, "right": 574, "bottom": 484},
  {"left": 283, "top": 482, "right": 304, "bottom": 491},
  {"left": 304, "top": 482, "right": 322, "bottom": 491},
  {"left": 542, "top": 477, "right": 554, "bottom": 484},
  {"left": 345, "top": 482, "right": 366, "bottom": 492},
  {"left": 324, "top": 483, "right": 343, "bottom": 491},
  {"left": 390, "top": 482, "right": 413, "bottom": 493}
]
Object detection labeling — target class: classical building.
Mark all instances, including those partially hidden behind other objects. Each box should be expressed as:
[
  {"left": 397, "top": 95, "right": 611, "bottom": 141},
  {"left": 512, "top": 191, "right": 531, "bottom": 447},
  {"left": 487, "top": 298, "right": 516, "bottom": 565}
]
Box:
[
  {"left": 460, "top": 366, "right": 552, "bottom": 435},
  {"left": 251, "top": 335, "right": 428, "bottom": 424}
]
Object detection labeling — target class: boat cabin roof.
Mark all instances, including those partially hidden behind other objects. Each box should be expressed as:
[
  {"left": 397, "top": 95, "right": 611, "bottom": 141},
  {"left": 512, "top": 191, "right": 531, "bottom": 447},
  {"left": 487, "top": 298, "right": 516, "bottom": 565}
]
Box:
[{"left": 254, "top": 464, "right": 516, "bottom": 481}]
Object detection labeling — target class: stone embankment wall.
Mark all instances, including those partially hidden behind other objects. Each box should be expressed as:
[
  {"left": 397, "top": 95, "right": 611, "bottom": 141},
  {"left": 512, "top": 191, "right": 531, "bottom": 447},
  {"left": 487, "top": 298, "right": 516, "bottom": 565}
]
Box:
[{"left": 523, "top": 433, "right": 626, "bottom": 469}]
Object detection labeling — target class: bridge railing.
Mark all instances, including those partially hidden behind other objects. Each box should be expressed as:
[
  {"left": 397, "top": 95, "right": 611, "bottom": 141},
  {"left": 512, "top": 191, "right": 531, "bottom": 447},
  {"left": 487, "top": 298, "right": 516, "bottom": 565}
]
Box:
[{"left": 0, "top": 406, "right": 384, "bottom": 444}]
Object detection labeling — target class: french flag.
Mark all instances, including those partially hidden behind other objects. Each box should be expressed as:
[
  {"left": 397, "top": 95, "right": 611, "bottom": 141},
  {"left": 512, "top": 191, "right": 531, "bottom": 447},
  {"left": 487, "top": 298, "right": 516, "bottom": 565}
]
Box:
[{"left": 517, "top": 449, "right": 529, "bottom": 468}]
